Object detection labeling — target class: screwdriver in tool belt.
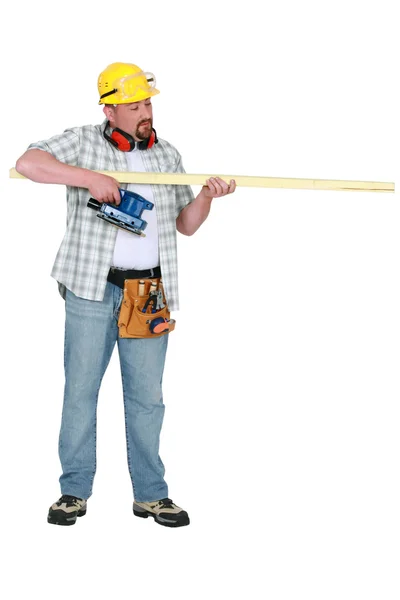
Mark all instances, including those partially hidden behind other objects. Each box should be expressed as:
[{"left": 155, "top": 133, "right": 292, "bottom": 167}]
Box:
[{"left": 149, "top": 280, "right": 158, "bottom": 313}]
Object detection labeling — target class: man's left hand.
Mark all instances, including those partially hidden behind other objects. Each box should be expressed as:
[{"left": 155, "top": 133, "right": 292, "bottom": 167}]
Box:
[{"left": 202, "top": 177, "right": 236, "bottom": 199}]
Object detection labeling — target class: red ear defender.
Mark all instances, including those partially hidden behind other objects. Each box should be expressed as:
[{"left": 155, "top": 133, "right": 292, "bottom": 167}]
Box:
[
  {"left": 110, "top": 128, "right": 135, "bottom": 151},
  {"left": 147, "top": 130, "right": 156, "bottom": 149},
  {"left": 103, "top": 122, "right": 158, "bottom": 152},
  {"left": 137, "top": 128, "right": 158, "bottom": 150}
]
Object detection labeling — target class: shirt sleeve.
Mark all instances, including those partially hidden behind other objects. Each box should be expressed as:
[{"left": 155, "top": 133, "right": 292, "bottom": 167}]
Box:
[
  {"left": 174, "top": 152, "right": 195, "bottom": 219},
  {"left": 27, "top": 128, "right": 80, "bottom": 166}
]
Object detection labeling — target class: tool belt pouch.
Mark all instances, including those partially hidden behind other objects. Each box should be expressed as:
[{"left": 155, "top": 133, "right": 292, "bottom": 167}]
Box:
[{"left": 118, "top": 278, "right": 175, "bottom": 339}]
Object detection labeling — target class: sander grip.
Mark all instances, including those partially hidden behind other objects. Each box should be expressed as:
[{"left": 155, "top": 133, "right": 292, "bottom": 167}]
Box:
[{"left": 87, "top": 198, "right": 102, "bottom": 210}]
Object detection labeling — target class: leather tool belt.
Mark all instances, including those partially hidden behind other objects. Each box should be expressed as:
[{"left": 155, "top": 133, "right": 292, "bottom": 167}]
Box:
[
  {"left": 108, "top": 267, "right": 175, "bottom": 339},
  {"left": 107, "top": 266, "right": 161, "bottom": 289}
]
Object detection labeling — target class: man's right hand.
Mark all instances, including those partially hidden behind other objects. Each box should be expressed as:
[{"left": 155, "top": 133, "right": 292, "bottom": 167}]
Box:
[{"left": 87, "top": 172, "right": 121, "bottom": 205}]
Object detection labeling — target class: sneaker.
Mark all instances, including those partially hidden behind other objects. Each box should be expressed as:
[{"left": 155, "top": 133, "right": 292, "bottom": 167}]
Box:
[
  {"left": 48, "top": 494, "right": 87, "bottom": 526},
  {"left": 133, "top": 497, "right": 190, "bottom": 528}
]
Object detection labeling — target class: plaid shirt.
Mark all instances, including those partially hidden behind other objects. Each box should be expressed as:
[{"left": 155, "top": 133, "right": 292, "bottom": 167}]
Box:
[{"left": 28, "top": 120, "right": 194, "bottom": 311}]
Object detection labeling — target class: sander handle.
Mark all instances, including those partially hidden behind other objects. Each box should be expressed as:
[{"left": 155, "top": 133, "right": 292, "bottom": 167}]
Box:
[{"left": 87, "top": 198, "right": 102, "bottom": 210}]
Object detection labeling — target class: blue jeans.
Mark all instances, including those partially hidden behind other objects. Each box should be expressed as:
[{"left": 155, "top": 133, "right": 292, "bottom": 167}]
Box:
[{"left": 58, "top": 282, "right": 169, "bottom": 502}]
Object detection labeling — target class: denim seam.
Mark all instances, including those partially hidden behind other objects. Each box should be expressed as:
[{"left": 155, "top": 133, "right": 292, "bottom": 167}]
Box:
[{"left": 121, "top": 368, "right": 136, "bottom": 496}]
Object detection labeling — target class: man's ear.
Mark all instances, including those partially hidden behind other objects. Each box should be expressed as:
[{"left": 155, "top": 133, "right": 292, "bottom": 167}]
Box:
[{"left": 103, "top": 105, "right": 115, "bottom": 123}]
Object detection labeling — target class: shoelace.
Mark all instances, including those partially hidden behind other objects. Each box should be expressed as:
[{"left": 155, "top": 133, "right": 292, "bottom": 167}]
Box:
[
  {"left": 157, "top": 498, "right": 174, "bottom": 508},
  {"left": 59, "top": 494, "right": 82, "bottom": 506}
]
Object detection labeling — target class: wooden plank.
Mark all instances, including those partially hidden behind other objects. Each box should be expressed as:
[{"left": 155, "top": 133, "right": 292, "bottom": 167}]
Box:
[{"left": 9, "top": 167, "right": 394, "bottom": 193}]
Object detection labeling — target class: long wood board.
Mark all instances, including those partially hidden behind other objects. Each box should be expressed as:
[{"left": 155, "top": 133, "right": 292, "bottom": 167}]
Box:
[{"left": 9, "top": 168, "right": 394, "bottom": 193}]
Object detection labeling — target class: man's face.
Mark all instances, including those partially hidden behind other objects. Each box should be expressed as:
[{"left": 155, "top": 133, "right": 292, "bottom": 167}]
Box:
[{"left": 104, "top": 99, "right": 153, "bottom": 141}]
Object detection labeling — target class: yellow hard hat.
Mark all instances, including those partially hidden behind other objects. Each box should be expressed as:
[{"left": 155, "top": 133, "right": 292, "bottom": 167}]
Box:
[{"left": 98, "top": 62, "right": 160, "bottom": 105}]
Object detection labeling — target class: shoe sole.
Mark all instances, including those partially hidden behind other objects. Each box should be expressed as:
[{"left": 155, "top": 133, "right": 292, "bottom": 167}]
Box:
[
  {"left": 47, "top": 508, "right": 87, "bottom": 526},
  {"left": 133, "top": 507, "right": 190, "bottom": 528}
]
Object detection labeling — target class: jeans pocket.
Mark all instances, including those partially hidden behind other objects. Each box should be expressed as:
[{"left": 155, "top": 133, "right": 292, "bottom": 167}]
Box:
[{"left": 113, "top": 290, "right": 124, "bottom": 320}]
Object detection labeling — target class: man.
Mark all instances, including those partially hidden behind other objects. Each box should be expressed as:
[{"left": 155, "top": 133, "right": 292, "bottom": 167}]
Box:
[{"left": 15, "top": 62, "right": 236, "bottom": 528}]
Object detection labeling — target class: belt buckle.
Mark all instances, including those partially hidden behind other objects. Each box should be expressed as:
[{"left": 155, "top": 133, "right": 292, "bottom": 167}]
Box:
[{"left": 149, "top": 268, "right": 154, "bottom": 278}]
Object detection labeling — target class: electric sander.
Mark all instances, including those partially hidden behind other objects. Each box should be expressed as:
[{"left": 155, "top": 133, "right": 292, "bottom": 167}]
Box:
[{"left": 87, "top": 188, "right": 154, "bottom": 236}]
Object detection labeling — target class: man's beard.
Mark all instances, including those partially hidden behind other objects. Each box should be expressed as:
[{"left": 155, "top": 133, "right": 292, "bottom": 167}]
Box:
[{"left": 135, "top": 119, "right": 153, "bottom": 140}]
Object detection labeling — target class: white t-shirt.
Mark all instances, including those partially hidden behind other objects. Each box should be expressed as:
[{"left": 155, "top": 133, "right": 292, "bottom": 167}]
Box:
[{"left": 112, "top": 148, "right": 160, "bottom": 269}]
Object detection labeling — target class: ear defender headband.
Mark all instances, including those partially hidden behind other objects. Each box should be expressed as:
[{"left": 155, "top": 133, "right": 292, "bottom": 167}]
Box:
[{"left": 103, "top": 121, "right": 158, "bottom": 151}]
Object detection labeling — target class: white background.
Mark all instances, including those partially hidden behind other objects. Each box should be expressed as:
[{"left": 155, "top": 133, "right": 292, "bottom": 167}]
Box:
[{"left": 1, "top": 0, "right": 399, "bottom": 598}]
